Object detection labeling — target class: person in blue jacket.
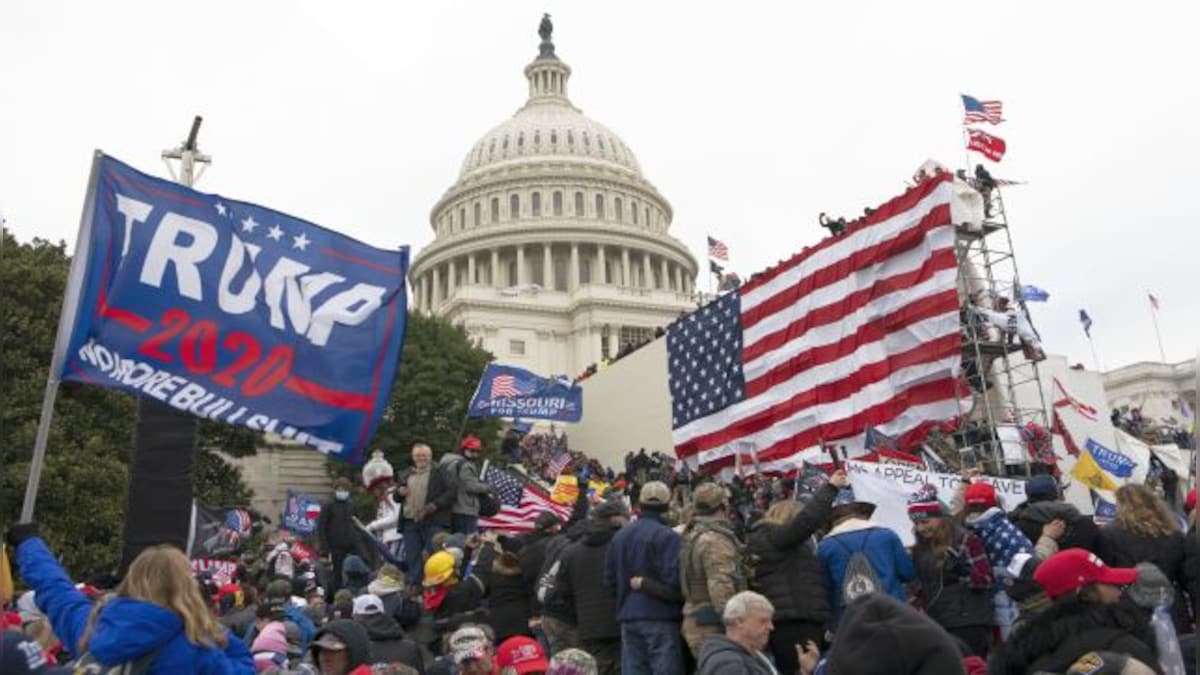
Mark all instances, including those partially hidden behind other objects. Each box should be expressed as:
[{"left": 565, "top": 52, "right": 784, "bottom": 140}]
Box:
[
  {"left": 7, "top": 523, "right": 254, "bottom": 674},
  {"left": 816, "top": 488, "right": 915, "bottom": 624}
]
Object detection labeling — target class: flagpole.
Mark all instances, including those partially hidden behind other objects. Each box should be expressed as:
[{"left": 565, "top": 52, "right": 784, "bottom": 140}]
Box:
[
  {"left": 1087, "top": 334, "right": 1103, "bottom": 373},
  {"left": 20, "top": 150, "right": 104, "bottom": 522},
  {"left": 1149, "top": 294, "right": 1168, "bottom": 362}
]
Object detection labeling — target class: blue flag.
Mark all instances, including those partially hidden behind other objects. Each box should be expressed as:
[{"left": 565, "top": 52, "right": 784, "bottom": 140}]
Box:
[
  {"left": 282, "top": 490, "right": 322, "bottom": 535},
  {"left": 1084, "top": 438, "right": 1137, "bottom": 478},
  {"left": 1079, "top": 309, "right": 1093, "bottom": 337},
  {"left": 1019, "top": 285, "right": 1049, "bottom": 302},
  {"left": 60, "top": 154, "right": 409, "bottom": 464},
  {"left": 468, "top": 363, "right": 583, "bottom": 422}
]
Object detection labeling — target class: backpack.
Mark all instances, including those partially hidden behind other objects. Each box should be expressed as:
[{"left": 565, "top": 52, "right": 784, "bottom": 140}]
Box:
[
  {"left": 72, "top": 648, "right": 161, "bottom": 675},
  {"left": 835, "top": 532, "right": 883, "bottom": 605}
]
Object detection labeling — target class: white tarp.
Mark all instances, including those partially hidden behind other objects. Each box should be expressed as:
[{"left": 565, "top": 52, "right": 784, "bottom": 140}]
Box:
[{"left": 846, "top": 460, "right": 1027, "bottom": 546}]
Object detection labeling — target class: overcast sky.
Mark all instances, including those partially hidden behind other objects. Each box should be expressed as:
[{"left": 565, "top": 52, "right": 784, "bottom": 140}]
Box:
[{"left": 2, "top": 1, "right": 1196, "bottom": 372}]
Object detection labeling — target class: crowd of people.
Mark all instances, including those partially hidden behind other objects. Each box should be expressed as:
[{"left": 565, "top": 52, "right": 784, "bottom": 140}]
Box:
[{"left": 3, "top": 431, "right": 1199, "bottom": 674}]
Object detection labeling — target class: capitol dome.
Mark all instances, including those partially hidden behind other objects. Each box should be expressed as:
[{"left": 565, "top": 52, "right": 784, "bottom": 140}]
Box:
[{"left": 410, "top": 16, "right": 699, "bottom": 376}]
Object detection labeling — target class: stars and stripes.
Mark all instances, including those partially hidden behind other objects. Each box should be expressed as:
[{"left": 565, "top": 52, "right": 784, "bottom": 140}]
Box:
[
  {"left": 668, "top": 174, "right": 964, "bottom": 474},
  {"left": 707, "top": 235, "right": 729, "bottom": 261},
  {"left": 490, "top": 374, "right": 525, "bottom": 399},
  {"left": 479, "top": 464, "right": 573, "bottom": 534},
  {"left": 547, "top": 450, "right": 573, "bottom": 478},
  {"left": 1079, "top": 309, "right": 1094, "bottom": 338},
  {"left": 961, "top": 95, "right": 1004, "bottom": 125}
]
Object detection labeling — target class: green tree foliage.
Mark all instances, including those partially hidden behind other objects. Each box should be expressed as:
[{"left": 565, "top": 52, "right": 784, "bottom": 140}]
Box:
[
  {"left": 0, "top": 232, "right": 252, "bottom": 575},
  {"left": 362, "top": 312, "right": 500, "bottom": 473}
]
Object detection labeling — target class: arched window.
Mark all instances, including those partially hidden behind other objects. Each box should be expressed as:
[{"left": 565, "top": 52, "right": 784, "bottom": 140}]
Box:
[
  {"left": 534, "top": 131, "right": 541, "bottom": 145},
  {"left": 491, "top": 197, "right": 500, "bottom": 223},
  {"left": 583, "top": 131, "right": 590, "bottom": 147},
  {"left": 567, "top": 130, "right": 575, "bottom": 146},
  {"left": 553, "top": 191, "right": 563, "bottom": 216},
  {"left": 574, "top": 191, "right": 584, "bottom": 215},
  {"left": 631, "top": 200, "right": 639, "bottom": 224},
  {"left": 614, "top": 198, "right": 623, "bottom": 223},
  {"left": 502, "top": 135, "right": 509, "bottom": 150},
  {"left": 473, "top": 202, "right": 481, "bottom": 227},
  {"left": 646, "top": 207, "right": 651, "bottom": 227},
  {"left": 517, "top": 132, "right": 524, "bottom": 148},
  {"left": 488, "top": 140, "right": 495, "bottom": 159},
  {"left": 598, "top": 136, "right": 606, "bottom": 151},
  {"left": 595, "top": 194, "right": 605, "bottom": 219},
  {"left": 510, "top": 194, "right": 520, "bottom": 220},
  {"left": 459, "top": 208, "right": 465, "bottom": 231},
  {"left": 550, "top": 131, "right": 558, "bottom": 145},
  {"left": 532, "top": 192, "right": 541, "bottom": 217}
]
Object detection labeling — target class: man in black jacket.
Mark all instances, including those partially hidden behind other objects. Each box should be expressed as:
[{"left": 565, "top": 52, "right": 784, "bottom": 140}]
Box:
[
  {"left": 352, "top": 593, "right": 424, "bottom": 673},
  {"left": 560, "top": 500, "right": 628, "bottom": 675},
  {"left": 1009, "top": 474, "right": 1101, "bottom": 553},
  {"left": 319, "top": 477, "right": 360, "bottom": 597},
  {"left": 518, "top": 513, "right": 562, "bottom": 614}
]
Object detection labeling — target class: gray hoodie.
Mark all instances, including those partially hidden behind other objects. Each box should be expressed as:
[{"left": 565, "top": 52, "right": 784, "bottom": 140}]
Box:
[
  {"left": 696, "top": 635, "right": 778, "bottom": 675},
  {"left": 437, "top": 452, "right": 489, "bottom": 516}
]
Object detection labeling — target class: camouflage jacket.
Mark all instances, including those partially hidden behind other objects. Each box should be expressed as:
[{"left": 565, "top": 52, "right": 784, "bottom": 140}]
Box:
[{"left": 680, "top": 515, "right": 746, "bottom": 620}]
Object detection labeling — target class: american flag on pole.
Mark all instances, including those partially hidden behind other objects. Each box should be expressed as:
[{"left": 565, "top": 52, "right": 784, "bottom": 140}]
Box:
[
  {"left": 1148, "top": 293, "right": 1160, "bottom": 311},
  {"left": 490, "top": 374, "right": 524, "bottom": 399},
  {"left": 707, "top": 236, "right": 729, "bottom": 261},
  {"left": 479, "top": 465, "right": 573, "bottom": 533},
  {"left": 668, "top": 174, "right": 963, "bottom": 474},
  {"left": 547, "top": 449, "right": 573, "bottom": 478},
  {"left": 961, "top": 94, "right": 1004, "bottom": 125}
]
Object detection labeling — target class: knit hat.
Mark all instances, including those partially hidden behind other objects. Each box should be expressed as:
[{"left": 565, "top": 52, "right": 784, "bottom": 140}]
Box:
[
  {"left": 368, "top": 564, "right": 405, "bottom": 596},
  {"left": 1025, "top": 475, "right": 1059, "bottom": 502},
  {"left": 906, "top": 484, "right": 944, "bottom": 521},
  {"left": 1126, "top": 562, "right": 1174, "bottom": 609},
  {"left": 826, "top": 594, "right": 965, "bottom": 674},
  {"left": 591, "top": 499, "right": 628, "bottom": 520},
  {"left": 963, "top": 481, "right": 998, "bottom": 508},
  {"left": 251, "top": 621, "right": 290, "bottom": 655},
  {"left": 547, "top": 648, "right": 599, "bottom": 675},
  {"left": 310, "top": 620, "right": 372, "bottom": 669},
  {"left": 1034, "top": 548, "right": 1137, "bottom": 599},
  {"left": 362, "top": 449, "right": 395, "bottom": 490},
  {"left": 495, "top": 636, "right": 548, "bottom": 674}
]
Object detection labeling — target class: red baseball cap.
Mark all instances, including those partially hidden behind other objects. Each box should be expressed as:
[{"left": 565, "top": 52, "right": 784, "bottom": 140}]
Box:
[
  {"left": 1034, "top": 548, "right": 1138, "bottom": 599},
  {"left": 963, "top": 481, "right": 997, "bottom": 508},
  {"left": 495, "top": 636, "right": 548, "bottom": 674},
  {"left": 460, "top": 435, "right": 482, "bottom": 451},
  {"left": 1186, "top": 488, "right": 1196, "bottom": 513}
]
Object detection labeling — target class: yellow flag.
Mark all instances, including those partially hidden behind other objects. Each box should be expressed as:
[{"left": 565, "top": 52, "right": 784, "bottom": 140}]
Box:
[
  {"left": 588, "top": 479, "right": 610, "bottom": 498},
  {"left": 0, "top": 545, "right": 14, "bottom": 607},
  {"left": 550, "top": 474, "right": 580, "bottom": 505},
  {"left": 1071, "top": 449, "right": 1119, "bottom": 492}
]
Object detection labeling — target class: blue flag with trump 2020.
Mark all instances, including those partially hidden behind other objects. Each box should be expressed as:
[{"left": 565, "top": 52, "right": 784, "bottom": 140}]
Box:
[
  {"left": 468, "top": 363, "right": 583, "bottom": 422},
  {"left": 60, "top": 154, "right": 408, "bottom": 464}
]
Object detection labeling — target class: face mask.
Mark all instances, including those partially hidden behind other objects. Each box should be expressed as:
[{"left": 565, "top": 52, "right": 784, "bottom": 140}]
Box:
[{"left": 335, "top": 490, "right": 350, "bottom": 501}]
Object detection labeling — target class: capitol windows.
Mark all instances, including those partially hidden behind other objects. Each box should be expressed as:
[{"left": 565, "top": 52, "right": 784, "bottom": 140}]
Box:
[
  {"left": 518, "top": 132, "right": 524, "bottom": 148},
  {"left": 614, "top": 198, "right": 623, "bottom": 223},
  {"left": 550, "top": 131, "right": 558, "bottom": 145},
  {"left": 474, "top": 202, "right": 481, "bottom": 228},
  {"left": 631, "top": 200, "right": 639, "bottom": 224},
  {"left": 567, "top": 130, "right": 574, "bottom": 146},
  {"left": 491, "top": 198, "right": 500, "bottom": 223},
  {"left": 510, "top": 194, "right": 520, "bottom": 219},
  {"left": 582, "top": 131, "right": 590, "bottom": 147},
  {"left": 459, "top": 208, "right": 466, "bottom": 231},
  {"left": 534, "top": 131, "right": 541, "bottom": 146},
  {"left": 646, "top": 207, "right": 652, "bottom": 228},
  {"left": 532, "top": 192, "right": 542, "bottom": 217},
  {"left": 553, "top": 191, "right": 563, "bottom": 216},
  {"left": 574, "top": 191, "right": 584, "bottom": 215},
  {"left": 509, "top": 340, "right": 526, "bottom": 356},
  {"left": 503, "top": 135, "right": 510, "bottom": 151},
  {"left": 595, "top": 194, "right": 604, "bottom": 219}
]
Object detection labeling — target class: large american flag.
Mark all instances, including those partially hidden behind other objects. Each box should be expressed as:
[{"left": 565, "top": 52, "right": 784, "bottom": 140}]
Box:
[
  {"left": 479, "top": 464, "right": 573, "bottom": 533},
  {"left": 961, "top": 94, "right": 1003, "bottom": 125},
  {"left": 669, "top": 175, "right": 963, "bottom": 474}
]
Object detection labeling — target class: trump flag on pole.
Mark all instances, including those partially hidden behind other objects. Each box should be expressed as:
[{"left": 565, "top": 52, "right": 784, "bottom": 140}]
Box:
[
  {"left": 468, "top": 363, "right": 583, "bottom": 422},
  {"left": 60, "top": 154, "right": 409, "bottom": 464}
]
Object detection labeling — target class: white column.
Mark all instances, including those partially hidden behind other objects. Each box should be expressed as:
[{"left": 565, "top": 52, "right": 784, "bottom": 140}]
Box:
[
  {"left": 621, "top": 247, "right": 631, "bottom": 287},
  {"left": 491, "top": 249, "right": 500, "bottom": 287},
  {"left": 517, "top": 246, "right": 527, "bottom": 285},
  {"left": 642, "top": 253, "right": 653, "bottom": 289},
  {"left": 597, "top": 244, "right": 607, "bottom": 284},
  {"left": 467, "top": 253, "right": 476, "bottom": 286},
  {"left": 431, "top": 266, "right": 441, "bottom": 307},
  {"left": 674, "top": 264, "right": 683, "bottom": 292},
  {"left": 569, "top": 243, "right": 580, "bottom": 290},
  {"left": 543, "top": 243, "right": 552, "bottom": 288},
  {"left": 660, "top": 257, "right": 669, "bottom": 290},
  {"left": 446, "top": 259, "right": 456, "bottom": 297}
]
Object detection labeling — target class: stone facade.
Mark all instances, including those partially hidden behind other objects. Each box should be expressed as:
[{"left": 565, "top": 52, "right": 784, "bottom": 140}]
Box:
[
  {"left": 1103, "top": 359, "right": 1197, "bottom": 421},
  {"left": 409, "top": 29, "right": 699, "bottom": 376}
]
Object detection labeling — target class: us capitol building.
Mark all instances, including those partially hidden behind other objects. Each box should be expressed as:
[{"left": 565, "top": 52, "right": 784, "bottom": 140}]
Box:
[{"left": 409, "top": 16, "right": 700, "bottom": 376}]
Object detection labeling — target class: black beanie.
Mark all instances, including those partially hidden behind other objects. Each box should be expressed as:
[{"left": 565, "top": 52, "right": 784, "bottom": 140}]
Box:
[
  {"left": 311, "top": 619, "right": 373, "bottom": 668},
  {"left": 826, "top": 594, "right": 966, "bottom": 675}
]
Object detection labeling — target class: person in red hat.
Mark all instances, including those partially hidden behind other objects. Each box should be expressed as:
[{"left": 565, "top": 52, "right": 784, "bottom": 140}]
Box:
[
  {"left": 495, "top": 635, "right": 549, "bottom": 674},
  {"left": 989, "top": 548, "right": 1158, "bottom": 674},
  {"left": 438, "top": 435, "right": 493, "bottom": 535}
]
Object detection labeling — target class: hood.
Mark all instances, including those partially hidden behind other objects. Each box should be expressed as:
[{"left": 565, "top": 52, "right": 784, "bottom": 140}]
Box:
[
  {"left": 696, "top": 634, "right": 754, "bottom": 668},
  {"left": 312, "top": 620, "right": 372, "bottom": 668},
  {"left": 438, "top": 452, "right": 466, "bottom": 468},
  {"left": 963, "top": 506, "right": 1005, "bottom": 527},
  {"left": 356, "top": 613, "right": 405, "bottom": 641},
  {"left": 827, "top": 594, "right": 965, "bottom": 675},
  {"left": 493, "top": 552, "right": 522, "bottom": 577},
  {"left": 1013, "top": 500, "right": 1080, "bottom": 524},
  {"left": 826, "top": 517, "right": 877, "bottom": 538},
  {"left": 86, "top": 597, "right": 187, "bottom": 663},
  {"left": 999, "top": 597, "right": 1154, "bottom": 672},
  {"left": 584, "top": 520, "right": 621, "bottom": 546}
]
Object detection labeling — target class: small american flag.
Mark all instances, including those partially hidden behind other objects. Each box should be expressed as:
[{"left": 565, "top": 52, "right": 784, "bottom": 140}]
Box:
[
  {"left": 490, "top": 374, "right": 523, "bottom": 398},
  {"left": 961, "top": 94, "right": 1003, "bottom": 125},
  {"left": 480, "top": 465, "right": 573, "bottom": 534},
  {"left": 707, "top": 235, "right": 729, "bottom": 261},
  {"left": 547, "top": 450, "right": 573, "bottom": 478}
]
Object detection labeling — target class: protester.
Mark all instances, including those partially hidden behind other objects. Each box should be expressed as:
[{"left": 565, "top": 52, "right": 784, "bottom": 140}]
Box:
[
  {"left": 817, "top": 593, "right": 969, "bottom": 675},
  {"left": 989, "top": 548, "right": 1159, "bottom": 673},
  {"left": 817, "top": 487, "right": 914, "bottom": 623},
  {"left": 958, "top": 480, "right": 1043, "bottom": 635},
  {"left": 546, "top": 647, "right": 598, "bottom": 675},
  {"left": 518, "top": 512, "right": 562, "bottom": 643},
  {"left": 1008, "top": 474, "right": 1102, "bottom": 554},
  {"left": 746, "top": 472, "right": 844, "bottom": 674},
  {"left": 443, "top": 624, "right": 497, "bottom": 675},
  {"left": 604, "top": 481, "right": 685, "bottom": 675},
  {"left": 349, "top": 593, "right": 423, "bottom": 672},
  {"left": 695, "top": 591, "right": 778, "bottom": 675},
  {"left": 495, "top": 635, "right": 549, "bottom": 674},
  {"left": 400, "top": 443, "right": 456, "bottom": 588},
  {"left": 439, "top": 436, "right": 494, "bottom": 535},
  {"left": 559, "top": 500, "right": 628, "bottom": 674},
  {"left": 368, "top": 564, "right": 421, "bottom": 630},
  {"left": 363, "top": 450, "right": 403, "bottom": 561},
  {"left": 1097, "top": 483, "right": 1191, "bottom": 632},
  {"left": 423, "top": 542, "right": 493, "bottom": 646},
  {"left": 905, "top": 484, "right": 994, "bottom": 658},
  {"left": 486, "top": 552, "right": 533, "bottom": 644},
  {"left": 1, "top": 630, "right": 70, "bottom": 675},
  {"left": 679, "top": 482, "right": 747, "bottom": 658},
  {"left": 6, "top": 523, "right": 254, "bottom": 672},
  {"left": 534, "top": 520, "right": 585, "bottom": 655},
  {"left": 320, "top": 477, "right": 362, "bottom": 597},
  {"left": 250, "top": 620, "right": 291, "bottom": 672},
  {"left": 309, "top": 619, "right": 373, "bottom": 675}
]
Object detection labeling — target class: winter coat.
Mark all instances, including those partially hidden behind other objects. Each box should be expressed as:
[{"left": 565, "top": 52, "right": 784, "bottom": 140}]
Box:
[
  {"left": 560, "top": 519, "right": 622, "bottom": 641},
  {"left": 1098, "top": 522, "right": 1191, "bottom": 630},
  {"left": 16, "top": 537, "right": 253, "bottom": 674},
  {"left": 355, "top": 613, "right": 424, "bottom": 673},
  {"left": 695, "top": 635, "right": 777, "bottom": 675},
  {"left": 1184, "top": 526, "right": 1200, "bottom": 620},
  {"left": 312, "top": 620, "right": 373, "bottom": 671},
  {"left": 817, "top": 518, "right": 915, "bottom": 621},
  {"left": 826, "top": 594, "right": 967, "bottom": 675},
  {"left": 438, "top": 452, "right": 489, "bottom": 517},
  {"left": 911, "top": 528, "right": 993, "bottom": 630},
  {"left": 319, "top": 499, "right": 359, "bottom": 550},
  {"left": 746, "top": 483, "right": 837, "bottom": 625},
  {"left": 399, "top": 464, "right": 455, "bottom": 527},
  {"left": 517, "top": 529, "right": 556, "bottom": 613},
  {"left": 535, "top": 526, "right": 584, "bottom": 625},
  {"left": 487, "top": 554, "right": 533, "bottom": 642},
  {"left": 604, "top": 510, "right": 684, "bottom": 623},
  {"left": 1010, "top": 499, "right": 1101, "bottom": 553},
  {"left": 681, "top": 515, "right": 745, "bottom": 626},
  {"left": 988, "top": 598, "right": 1162, "bottom": 675}
]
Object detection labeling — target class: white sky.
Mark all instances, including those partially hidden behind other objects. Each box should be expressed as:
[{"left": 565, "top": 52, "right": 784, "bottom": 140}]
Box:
[{"left": 1, "top": 1, "right": 1197, "bottom": 372}]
